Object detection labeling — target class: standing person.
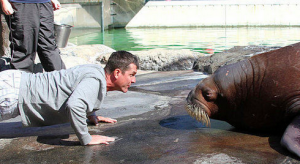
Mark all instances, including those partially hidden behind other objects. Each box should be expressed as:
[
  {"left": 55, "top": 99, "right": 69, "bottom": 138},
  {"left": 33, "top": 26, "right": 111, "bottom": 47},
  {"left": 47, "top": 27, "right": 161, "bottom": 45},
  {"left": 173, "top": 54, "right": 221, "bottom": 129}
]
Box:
[
  {"left": 0, "top": 51, "right": 139, "bottom": 145},
  {"left": 0, "top": 0, "right": 66, "bottom": 72}
]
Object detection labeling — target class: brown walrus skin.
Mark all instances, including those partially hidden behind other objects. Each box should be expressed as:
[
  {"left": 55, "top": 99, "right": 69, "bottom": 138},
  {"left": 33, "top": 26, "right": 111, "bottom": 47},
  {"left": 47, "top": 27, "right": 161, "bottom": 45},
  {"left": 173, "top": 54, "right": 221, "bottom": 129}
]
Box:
[{"left": 186, "top": 42, "right": 300, "bottom": 157}]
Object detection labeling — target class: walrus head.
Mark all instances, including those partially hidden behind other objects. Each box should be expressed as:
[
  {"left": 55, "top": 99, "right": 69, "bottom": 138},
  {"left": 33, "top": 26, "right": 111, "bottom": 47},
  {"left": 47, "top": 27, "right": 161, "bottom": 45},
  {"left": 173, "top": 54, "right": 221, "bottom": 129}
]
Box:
[{"left": 186, "top": 77, "right": 219, "bottom": 127}]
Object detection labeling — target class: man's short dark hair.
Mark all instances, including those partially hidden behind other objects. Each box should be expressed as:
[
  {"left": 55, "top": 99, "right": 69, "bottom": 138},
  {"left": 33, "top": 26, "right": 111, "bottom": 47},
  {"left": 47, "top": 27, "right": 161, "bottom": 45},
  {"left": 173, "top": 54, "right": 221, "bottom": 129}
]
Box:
[{"left": 104, "top": 51, "right": 139, "bottom": 74}]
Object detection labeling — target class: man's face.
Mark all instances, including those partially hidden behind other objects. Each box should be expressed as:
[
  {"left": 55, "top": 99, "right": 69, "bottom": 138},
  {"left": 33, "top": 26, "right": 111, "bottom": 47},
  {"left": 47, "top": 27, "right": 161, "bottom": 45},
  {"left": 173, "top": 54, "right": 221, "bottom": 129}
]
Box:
[{"left": 115, "top": 63, "right": 137, "bottom": 93}]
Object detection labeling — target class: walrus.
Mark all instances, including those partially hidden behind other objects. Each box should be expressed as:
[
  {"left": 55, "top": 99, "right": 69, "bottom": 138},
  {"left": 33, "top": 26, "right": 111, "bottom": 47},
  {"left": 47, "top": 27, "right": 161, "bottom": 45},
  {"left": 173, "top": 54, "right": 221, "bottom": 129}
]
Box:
[{"left": 186, "top": 42, "right": 300, "bottom": 158}]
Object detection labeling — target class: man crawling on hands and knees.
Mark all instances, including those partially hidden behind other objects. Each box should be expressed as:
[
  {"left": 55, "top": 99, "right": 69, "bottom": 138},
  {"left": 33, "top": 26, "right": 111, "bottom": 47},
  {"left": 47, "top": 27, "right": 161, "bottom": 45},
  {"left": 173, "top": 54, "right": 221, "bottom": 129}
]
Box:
[{"left": 0, "top": 51, "right": 139, "bottom": 145}]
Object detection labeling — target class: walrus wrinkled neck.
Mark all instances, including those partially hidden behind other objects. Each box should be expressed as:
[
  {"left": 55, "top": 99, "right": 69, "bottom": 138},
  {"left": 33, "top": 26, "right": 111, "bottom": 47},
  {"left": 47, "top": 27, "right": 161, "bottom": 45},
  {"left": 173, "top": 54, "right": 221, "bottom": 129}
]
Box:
[{"left": 213, "top": 60, "right": 255, "bottom": 119}]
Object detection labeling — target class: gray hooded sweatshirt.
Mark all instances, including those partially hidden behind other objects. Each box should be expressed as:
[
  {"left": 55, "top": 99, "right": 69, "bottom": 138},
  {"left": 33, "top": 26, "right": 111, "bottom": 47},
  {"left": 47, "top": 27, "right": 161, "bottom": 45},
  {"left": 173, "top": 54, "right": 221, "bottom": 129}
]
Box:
[{"left": 18, "top": 64, "right": 107, "bottom": 145}]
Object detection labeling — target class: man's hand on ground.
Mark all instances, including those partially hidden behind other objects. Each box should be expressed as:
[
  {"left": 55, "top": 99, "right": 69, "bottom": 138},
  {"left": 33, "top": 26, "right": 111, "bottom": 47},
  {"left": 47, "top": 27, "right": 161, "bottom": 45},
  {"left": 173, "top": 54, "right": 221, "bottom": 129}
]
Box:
[
  {"left": 88, "top": 135, "right": 115, "bottom": 145},
  {"left": 88, "top": 115, "right": 117, "bottom": 126}
]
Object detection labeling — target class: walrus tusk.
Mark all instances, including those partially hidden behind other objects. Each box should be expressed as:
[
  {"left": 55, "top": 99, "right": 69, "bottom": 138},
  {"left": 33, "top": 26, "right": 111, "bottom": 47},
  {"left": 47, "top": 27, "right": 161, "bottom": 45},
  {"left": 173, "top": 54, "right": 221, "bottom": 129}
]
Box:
[{"left": 185, "top": 104, "right": 211, "bottom": 127}]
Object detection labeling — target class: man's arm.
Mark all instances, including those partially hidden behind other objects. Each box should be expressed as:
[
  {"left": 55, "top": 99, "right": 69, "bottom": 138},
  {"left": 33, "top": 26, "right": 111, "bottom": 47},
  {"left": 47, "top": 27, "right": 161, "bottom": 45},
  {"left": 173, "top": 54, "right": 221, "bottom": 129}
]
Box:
[
  {"left": 0, "top": 0, "right": 14, "bottom": 15},
  {"left": 66, "top": 78, "right": 115, "bottom": 145}
]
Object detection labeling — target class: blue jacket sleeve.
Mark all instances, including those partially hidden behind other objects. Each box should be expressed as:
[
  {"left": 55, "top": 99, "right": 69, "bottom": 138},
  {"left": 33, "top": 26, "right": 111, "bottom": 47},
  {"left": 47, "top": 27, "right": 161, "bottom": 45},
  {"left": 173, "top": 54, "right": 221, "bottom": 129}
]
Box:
[{"left": 66, "top": 78, "right": 100, "bottom": 145}]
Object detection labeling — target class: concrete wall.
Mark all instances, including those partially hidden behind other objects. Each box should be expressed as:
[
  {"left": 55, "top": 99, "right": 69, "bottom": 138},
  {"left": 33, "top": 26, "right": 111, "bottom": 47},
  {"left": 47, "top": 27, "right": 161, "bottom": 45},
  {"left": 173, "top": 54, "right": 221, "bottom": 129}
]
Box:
[
  {"left": 110, "top": 0, "right": 145, "bottom": 28},
  {"left": 58, "top": 0, "right": 111, "bottom": 29},
  {"left": 54, "top": 0, "right": 110, "bottom": 29},
  {"left": 54, "top": 4, "right": 102, "bottom": 28},
  {"left": 54, "top": 0, "right": 144, "bottom": 29},
  {"left": 126, "top": 0, "right": 300, "bottom": 28}
]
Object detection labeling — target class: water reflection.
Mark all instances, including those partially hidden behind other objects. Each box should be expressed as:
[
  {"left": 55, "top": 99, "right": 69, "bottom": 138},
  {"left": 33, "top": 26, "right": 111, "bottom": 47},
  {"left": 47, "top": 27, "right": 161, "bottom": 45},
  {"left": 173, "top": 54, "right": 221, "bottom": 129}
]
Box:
[{"left": 69, "top": 27, "right": 300, "bottom": 54}]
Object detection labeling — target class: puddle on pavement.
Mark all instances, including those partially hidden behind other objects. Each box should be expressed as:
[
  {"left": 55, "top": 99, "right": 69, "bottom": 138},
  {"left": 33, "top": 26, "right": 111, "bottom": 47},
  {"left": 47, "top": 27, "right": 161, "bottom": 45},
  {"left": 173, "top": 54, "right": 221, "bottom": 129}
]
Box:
[
  {"left": 160, "top": 115, "right": 207, "bottom": 130},
  {"left": 160, "top": 115, "right": 234, "bottom": 131}
]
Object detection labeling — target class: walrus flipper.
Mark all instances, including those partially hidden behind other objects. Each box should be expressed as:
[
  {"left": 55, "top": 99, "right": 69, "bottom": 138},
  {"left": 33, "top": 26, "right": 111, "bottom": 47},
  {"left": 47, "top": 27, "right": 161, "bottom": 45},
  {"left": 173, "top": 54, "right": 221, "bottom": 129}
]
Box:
[{"left": 281, "top": 115, "right": 300, "bottom": 158}]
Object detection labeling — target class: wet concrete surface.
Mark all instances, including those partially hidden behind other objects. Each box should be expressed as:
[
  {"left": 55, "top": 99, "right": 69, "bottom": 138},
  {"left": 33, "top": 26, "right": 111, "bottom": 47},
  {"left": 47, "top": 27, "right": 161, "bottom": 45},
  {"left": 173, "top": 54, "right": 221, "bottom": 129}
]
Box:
[{"left": 1, "top": 70, "right": 300, "bottom": 163}]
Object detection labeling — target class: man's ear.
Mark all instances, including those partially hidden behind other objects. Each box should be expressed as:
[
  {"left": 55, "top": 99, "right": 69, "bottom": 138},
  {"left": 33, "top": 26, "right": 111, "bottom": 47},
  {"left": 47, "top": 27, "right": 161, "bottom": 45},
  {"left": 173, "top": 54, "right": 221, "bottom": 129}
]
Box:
[{"left": 113, "top": 68, "right": 122, "bottom": 79}]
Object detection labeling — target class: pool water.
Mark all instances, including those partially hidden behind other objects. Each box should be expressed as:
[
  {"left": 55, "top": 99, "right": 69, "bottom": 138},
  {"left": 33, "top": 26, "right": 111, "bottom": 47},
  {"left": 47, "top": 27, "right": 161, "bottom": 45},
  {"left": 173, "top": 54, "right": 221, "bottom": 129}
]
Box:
[{"left": 68, "top": 27, "right": 300, "bottom": 54}]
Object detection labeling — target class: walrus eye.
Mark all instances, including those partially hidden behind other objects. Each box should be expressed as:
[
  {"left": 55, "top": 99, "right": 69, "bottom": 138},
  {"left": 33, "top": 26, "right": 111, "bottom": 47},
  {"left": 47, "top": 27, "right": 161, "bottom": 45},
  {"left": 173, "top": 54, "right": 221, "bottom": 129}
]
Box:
[{"left": 203, "top": 89, "right": 217, "bottom": 101}]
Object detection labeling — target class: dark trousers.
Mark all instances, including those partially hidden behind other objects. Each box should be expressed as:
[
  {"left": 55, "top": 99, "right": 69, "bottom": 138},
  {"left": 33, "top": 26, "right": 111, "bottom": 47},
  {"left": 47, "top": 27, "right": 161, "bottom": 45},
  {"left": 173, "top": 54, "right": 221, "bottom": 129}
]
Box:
[{"left": 6, "top": 2, "right": 66, "bottom": 72}]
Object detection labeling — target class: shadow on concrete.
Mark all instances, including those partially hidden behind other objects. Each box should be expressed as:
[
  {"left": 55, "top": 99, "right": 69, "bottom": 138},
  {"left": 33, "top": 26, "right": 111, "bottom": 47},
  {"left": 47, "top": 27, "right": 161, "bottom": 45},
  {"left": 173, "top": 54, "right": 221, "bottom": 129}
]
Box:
[
  {"left": 0, "top": 121, "right": 73, "bottom": 138},
  {"left": 36, "top": 135, "right": 81, "bottom": 146},
  {"left": 227, "top": 125, "right": 300, "bottom": 160},
  {"left": 267, "top": 136, "right": 298, "bottom": 160},
  {"left": 0, "top": 121, "right": 81, "bottom": 146},
  {"left": 159, "top": 114, "right": 300, "bottom": 161}
]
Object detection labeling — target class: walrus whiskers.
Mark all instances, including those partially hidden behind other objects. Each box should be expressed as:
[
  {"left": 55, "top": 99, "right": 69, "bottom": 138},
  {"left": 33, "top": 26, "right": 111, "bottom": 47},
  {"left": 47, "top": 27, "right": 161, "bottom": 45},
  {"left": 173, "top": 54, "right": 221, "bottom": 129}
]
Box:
[{"left": 185, "top": 104, "right": 211, "bottom": 127}]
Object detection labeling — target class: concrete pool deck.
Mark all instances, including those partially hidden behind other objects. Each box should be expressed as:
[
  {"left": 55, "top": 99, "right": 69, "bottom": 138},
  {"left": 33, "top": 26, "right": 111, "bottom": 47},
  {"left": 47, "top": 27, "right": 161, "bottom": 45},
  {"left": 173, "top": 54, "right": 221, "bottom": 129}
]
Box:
[{"left": 0, "top": 70, "right": 299, "bottom": 163}]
